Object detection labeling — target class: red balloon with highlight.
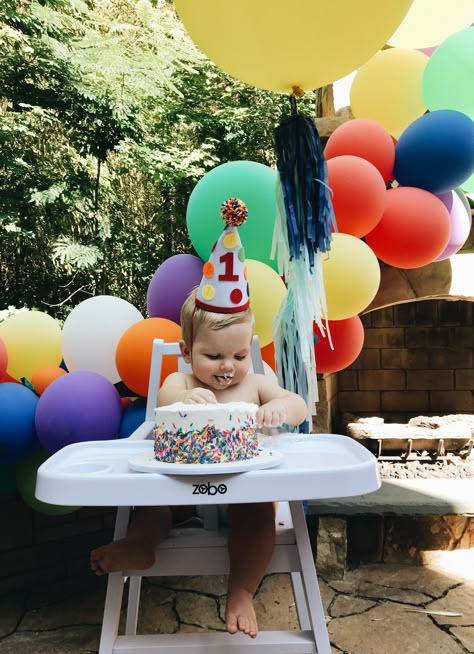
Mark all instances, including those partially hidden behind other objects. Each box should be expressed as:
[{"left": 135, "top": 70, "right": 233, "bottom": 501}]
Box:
[
  {"left": 314, "top": 316, "right": 364, "bottom": 374},
  {"left": 365, "top": 187, "right": 451, "bottom": 269},
  {"left": 327, "top": 155, "right": 387, "bottom": 238}
]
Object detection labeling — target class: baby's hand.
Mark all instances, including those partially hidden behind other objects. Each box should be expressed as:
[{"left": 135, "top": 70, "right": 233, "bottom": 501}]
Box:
[
  {"left": 256, "top": 401, "right": 287, "bottom": 428},
  {"left": 183, "top": 388, "right": 217, "bottom": 404}
]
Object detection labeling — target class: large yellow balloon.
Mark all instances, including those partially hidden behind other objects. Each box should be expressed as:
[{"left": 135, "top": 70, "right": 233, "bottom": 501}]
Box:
[
  {"left": 174, "top": 0, "right": 413, "bottom": 93},
  {"left": 350, "top": 48, "right": 428, "bottom": 135},
  {"left": 246, "top": 259, "right": 286, "bottom": 347},
  {"left": 323, "top": 234, "right": 381, "bottom": 320},
  {"left": 0, "top": 311, "right": 62, "bottom": 382},
  {"left": 387, "top": 0, "right": 474, "bottom": 49}
]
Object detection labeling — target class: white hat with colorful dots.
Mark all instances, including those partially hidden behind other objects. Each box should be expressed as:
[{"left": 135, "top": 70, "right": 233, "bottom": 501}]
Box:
[{"left": 195, "top": 198, "right": 250, "bottom": 314}]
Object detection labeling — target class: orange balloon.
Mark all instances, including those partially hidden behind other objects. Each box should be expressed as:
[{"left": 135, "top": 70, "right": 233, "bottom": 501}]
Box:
[
  {"left": 31, "top": 366, "right": 67, "bottom": 395},
  {"left": 260, "top": 341, "right": 275, "bottom": 371},
  {"left": 115, "top": 318, "right": 181, "bottom": 397},
  {"left": 327, "top": 155, "right": 387, "bottom": 238}
]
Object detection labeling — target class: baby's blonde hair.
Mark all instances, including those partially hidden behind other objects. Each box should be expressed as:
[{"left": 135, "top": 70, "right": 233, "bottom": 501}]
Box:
[{"left": 180, "top": 287, "right": 254, "bottom": 347}]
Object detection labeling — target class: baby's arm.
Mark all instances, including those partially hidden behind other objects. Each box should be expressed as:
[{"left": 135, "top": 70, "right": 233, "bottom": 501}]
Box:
[
  {"left": 255, "top": 375, "right": 307, "bottom": 428},
  {"left": 158, "top": 372, "right": 217, "bottom": 406}
]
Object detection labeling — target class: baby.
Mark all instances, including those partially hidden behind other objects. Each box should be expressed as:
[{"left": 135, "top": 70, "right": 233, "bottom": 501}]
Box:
[{"left": 91, "top": 288, "right": 306, "bottom": 638}]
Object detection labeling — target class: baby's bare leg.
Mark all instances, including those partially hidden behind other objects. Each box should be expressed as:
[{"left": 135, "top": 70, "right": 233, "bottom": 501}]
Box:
[
  {"left": 90, "top": 506, "right": 172, "bottom": 576},
  {"left": 226, "top": 502, "right": 276, "bottom": 638}
]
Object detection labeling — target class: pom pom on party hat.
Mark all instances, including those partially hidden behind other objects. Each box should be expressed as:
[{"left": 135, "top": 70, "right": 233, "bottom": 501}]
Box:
[{"left": 195, "top": 198, "right": 250, "bottom": 314}]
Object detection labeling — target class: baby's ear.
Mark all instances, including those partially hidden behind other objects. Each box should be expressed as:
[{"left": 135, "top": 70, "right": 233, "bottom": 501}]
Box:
[{"left": 179, "top": 340, "right": 191, "bottom": 363}]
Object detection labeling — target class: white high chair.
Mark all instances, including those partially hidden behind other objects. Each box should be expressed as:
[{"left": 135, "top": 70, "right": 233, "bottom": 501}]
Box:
[{"left": 98, "top": 337, "right": 332, "bottom": 654}]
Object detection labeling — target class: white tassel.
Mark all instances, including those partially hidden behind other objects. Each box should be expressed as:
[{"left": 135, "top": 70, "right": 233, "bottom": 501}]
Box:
[{"left": 272, "top": 176, "right": 332, "bottom": 424}]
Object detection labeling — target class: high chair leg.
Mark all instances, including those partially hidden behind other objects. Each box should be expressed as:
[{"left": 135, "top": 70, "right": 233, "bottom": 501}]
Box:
[
  {"left": 291, "top": 571, "right": 311, "bottom": 630},
  {"left": 289, "top": 500, "right": 331, "bottom": 654},
  {"left": 99, "top": 571, "right": 126, "bottom": 654},
  {"left": 125, "top": 576, "right": 142, "bottom": 635}
]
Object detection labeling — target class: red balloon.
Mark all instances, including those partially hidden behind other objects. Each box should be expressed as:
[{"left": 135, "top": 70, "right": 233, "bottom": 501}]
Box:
[
  {"left": 0, "top": 371, "right": 19, "bottom": 384},
  {"left": 365, "top": 187, "right": 451, "bottom": 269},
  {"left": 260, "top": 341, "right": 275, "bottom": 371},
  {"left": 0, "top": 337, "right": 7, "bottom": 379},
  {"left": 314, "top": 316, "right": 364, "bottom": 374},
  {"left": 327, "top": 155, "right": 387, "bottom": 237},
  {"left": 120, "top": 397, "right": 134, "bottom": 411},
  {"left": 325, "top": 118, "right": 395, "bottom": 182}
]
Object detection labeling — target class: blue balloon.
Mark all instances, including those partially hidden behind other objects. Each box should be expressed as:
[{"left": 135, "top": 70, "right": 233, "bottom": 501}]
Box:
[
  {"left": 35, "top": 371, "right": 122, "bottom": 454},
  {"left": 119, "top": 398, "right": 146, "bottom": 438},
  {"left": 0, "top": 383, "right": 39, "bottom": 465},
  {"left": 394, "top": 110, "right": 474, "bottom": 194}
]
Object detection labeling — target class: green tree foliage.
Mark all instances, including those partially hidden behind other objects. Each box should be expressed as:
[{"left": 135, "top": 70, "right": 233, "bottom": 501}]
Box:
[{"left": 0, "top": 0, "right": 316, "bottom": 317}]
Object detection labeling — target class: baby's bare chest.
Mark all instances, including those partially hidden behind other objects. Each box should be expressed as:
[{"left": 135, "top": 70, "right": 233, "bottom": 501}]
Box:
[{"left": 193, "top": 375, "right": 260, "bottom": 405}]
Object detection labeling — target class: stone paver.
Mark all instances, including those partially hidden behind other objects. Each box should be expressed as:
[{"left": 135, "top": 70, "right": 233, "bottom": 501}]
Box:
[
  {"left": 451, "top": 626, "right": 474, "bottom": 653},
  {"left": 0, "top": 563, "right": 473, "bottom": 653},
  {"left": 428, "top": 582, "right": 474, "bottom": 626},
  {"left": 328, "top": 601, "right": 467, "bottom": 654}
]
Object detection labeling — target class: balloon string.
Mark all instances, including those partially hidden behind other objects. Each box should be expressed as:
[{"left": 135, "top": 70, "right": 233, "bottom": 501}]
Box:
[
  {"left": 290, "top": 86, "right": 304, "bottom": 116},
  {"left": 290, "top": 94, "right": 298, "bottom": 116}
]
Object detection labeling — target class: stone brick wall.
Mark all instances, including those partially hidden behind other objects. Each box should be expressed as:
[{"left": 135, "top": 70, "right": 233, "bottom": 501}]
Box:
[
  {"left": 0, "top": 492, "right": 115, "bottom": 595},
  {"left": 334, "top": 299, "right": 474, "bottom": 429}
]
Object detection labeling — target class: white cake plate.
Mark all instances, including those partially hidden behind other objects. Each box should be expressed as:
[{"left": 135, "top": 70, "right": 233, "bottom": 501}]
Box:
[{"left": 128, "top": 447, "right": 283, "bottom": 475}]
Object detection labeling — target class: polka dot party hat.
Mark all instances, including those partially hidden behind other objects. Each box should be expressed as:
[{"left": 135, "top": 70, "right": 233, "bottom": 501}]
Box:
[{"left": 195, "top": 198, "right": 250, "bottom": 313}]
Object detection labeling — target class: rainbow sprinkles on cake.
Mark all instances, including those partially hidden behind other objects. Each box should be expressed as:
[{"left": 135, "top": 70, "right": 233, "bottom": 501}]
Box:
[{"left": 154, "top": 402, "right": 259, "bottom": 464}]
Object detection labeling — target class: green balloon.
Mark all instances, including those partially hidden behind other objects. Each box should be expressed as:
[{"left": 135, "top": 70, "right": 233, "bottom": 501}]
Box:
[
  {"left": 422, "top": 28, "right": 474, "bottom": 119},
  {"left": 0, "top": 464, "right": 17, "bottom": 495},
  {"left": 186, "top": 161, "right": 278, "bottom": 271},
  {"left": 15, "top": 447, "right": 79, "bottom": 515}
]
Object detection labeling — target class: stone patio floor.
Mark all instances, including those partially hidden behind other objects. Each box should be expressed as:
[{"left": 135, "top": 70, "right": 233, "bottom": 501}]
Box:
[{"left": 1, "top": 550, "right": 473, "bottom": 653}]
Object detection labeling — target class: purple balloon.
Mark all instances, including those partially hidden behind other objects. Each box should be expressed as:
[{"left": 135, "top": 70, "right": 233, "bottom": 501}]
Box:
[
  {"left": 35, "top": 371, "right": 122, "bottom": 454},
  {"left": 147, "top": 254, "right": 204, "bottom": 324},
  {"left": 434, "top": 190, "right": 472, "bottom": 261}
]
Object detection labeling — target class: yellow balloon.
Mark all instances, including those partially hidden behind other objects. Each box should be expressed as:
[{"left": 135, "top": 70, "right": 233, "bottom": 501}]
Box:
[
  {"left": 0, "top": 311, "right": 62, "bottom": 382},
  {"left": 174, "top": 0, "right": 413, "bottom": 93},
  {"left": 350, "top": 48, "right": 428, "bottom": 135},
  {"left": 323, "top": 233, "right": 381, "bottom": 320},
  {"left": 246, "top": 259, "right": 286, "bottom": 347},
  {"left": 387, "top": 0, "right": 474, "bottom": 49}
]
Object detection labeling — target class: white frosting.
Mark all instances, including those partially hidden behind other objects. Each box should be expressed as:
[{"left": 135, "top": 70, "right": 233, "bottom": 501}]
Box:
[{"left": 154, "top": 401, "right": 258, "bottom": 429}]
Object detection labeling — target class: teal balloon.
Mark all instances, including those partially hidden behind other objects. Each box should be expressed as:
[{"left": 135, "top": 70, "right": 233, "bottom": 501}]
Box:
[
  {"left": 0, "top": 463, "right": 16, "bottom": 495},
  {"left": 422, "top": 27, "right": 474, "bottom": 119},
  {"left": 186, "top": 161, "right": 278, "bottom": 271},
  {"left": 461, "top": 168, "right": 474, "bottom": 193},
  {"left": 15, "top": 447, "right": 79, "bottom": 515}
]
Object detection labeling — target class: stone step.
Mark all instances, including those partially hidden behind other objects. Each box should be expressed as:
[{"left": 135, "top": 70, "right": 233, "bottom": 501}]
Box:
[{"left": 307, "top": 478, "right": 474, "bottom": 516}]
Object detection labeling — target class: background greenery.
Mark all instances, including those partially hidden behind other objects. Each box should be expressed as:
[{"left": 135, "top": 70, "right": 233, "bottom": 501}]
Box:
[{"left": 0, "top": 0, "right": 317, "bottom": 319}]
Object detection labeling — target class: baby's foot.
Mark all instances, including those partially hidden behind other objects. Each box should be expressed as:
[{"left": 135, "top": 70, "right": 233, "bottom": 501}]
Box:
[
  {"left": 225, "top": 587, "right": 258, "bottom": 638},
  {"left": 90, "top": 539, "right": 155, "bottom": 576}
]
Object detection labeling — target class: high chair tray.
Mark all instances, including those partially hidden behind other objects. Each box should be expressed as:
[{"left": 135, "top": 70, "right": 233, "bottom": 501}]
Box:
[{"left": 36, "top": 433, "right": 381, "bottom": 506}]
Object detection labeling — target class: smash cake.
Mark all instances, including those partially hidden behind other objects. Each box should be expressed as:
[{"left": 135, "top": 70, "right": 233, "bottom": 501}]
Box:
[{"left": 154, "top": 402, "right": 259, "bottom": 464}]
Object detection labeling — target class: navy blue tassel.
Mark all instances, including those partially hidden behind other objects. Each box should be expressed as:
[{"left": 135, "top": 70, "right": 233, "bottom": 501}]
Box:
[{"left": 274, "top": 113, "right": 334, "bottom": 267}]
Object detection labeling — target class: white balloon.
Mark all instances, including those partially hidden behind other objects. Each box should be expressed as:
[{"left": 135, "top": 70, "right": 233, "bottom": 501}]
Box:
[{"left": 62, "top": 296, "right": 143, "bottom": 383}]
